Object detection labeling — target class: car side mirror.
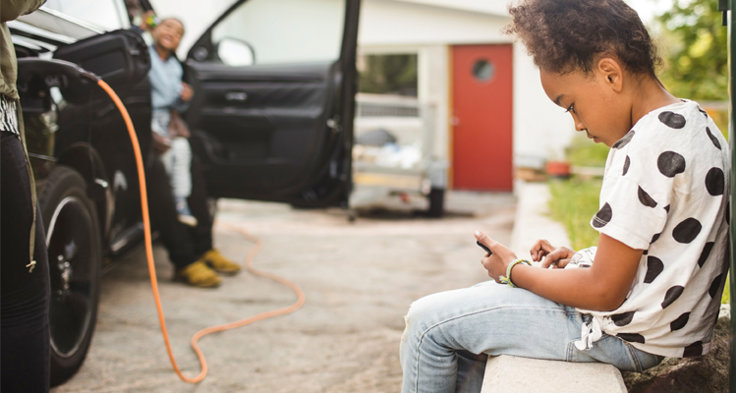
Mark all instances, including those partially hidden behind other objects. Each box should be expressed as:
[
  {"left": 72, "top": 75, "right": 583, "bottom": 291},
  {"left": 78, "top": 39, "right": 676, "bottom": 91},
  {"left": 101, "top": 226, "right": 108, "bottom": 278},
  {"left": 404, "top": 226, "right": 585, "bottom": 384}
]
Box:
[{"left": 216, "top": 37, "right": 256, "bottom": 66}]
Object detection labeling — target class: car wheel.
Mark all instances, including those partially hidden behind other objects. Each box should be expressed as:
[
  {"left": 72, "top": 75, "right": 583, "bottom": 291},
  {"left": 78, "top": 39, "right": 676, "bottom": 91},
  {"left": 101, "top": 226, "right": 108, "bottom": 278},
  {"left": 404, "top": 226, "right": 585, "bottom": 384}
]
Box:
[
  {"left": 39, "top": 165, "right": 102, "bottom": 386},
  {"left": 427, "top": 187, "right": 445, "bottom": 218}
]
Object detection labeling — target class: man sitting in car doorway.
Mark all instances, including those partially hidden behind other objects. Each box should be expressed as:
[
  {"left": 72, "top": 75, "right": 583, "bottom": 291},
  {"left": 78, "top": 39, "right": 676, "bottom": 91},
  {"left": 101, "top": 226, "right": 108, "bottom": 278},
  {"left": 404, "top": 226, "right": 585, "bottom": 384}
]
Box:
[{"left": 136, "top": 13, "right": 242, "bottom": 288}]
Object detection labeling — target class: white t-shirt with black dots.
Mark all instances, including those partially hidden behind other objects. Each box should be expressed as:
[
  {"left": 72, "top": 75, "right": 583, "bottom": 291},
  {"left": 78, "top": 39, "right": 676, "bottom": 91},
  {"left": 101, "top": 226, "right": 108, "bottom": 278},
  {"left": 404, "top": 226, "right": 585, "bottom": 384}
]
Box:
[{"left": 573, "top": 99, "right": 731, "bottom": 358}]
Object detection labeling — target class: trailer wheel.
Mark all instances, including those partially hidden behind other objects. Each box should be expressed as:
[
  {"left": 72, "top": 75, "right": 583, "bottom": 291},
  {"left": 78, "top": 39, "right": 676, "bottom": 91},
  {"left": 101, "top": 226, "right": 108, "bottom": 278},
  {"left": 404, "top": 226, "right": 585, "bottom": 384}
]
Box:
[{"left": 427, "top": 187, "right": 445, "bottom": 218}]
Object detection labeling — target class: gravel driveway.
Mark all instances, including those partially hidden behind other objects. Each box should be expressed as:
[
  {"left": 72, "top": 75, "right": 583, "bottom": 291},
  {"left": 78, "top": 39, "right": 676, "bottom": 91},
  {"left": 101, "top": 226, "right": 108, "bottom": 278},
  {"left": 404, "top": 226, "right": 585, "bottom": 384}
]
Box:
[{"left": 51, "top": 191, "right": 515, "bottom": 393}]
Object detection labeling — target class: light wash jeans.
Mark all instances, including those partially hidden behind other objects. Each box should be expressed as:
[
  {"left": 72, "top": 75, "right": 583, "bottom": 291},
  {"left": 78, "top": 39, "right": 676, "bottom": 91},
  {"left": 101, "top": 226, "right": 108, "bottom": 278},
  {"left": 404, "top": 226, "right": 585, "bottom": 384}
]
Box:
[
  {"left": 160, "top": 137, "right": 192, "bottom": 201},
  {"left": 400, "top": 281, "right": 664, "bottom": 393},
  {"left": 152, "top": 110, "right": 192, "bottom": 201}
]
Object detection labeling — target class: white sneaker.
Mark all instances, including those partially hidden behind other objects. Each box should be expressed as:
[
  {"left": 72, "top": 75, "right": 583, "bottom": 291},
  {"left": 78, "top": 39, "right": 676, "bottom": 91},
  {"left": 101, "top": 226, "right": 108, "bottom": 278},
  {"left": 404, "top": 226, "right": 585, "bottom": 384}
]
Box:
[{"left": 178, "top": 214, "right": 198, "bottom": 227}]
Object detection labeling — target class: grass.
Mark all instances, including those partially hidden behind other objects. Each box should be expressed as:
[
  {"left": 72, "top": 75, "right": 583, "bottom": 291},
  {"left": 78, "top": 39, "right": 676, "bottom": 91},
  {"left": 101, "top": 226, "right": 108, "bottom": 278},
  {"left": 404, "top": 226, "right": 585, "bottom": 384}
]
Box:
[
  {"left": 565, "top": 134, "right": 610, "bottom": 167},
  {"left": 547, "top": 177, "right": 602, "bottom": 251},
  {"left": 547, "top": 134, "right": 730, "bottom": 304}
]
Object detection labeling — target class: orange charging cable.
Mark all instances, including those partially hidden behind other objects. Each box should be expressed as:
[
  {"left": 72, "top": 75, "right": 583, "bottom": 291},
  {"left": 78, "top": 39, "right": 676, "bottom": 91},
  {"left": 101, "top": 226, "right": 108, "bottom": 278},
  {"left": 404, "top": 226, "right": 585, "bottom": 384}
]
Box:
[{"left": 97, "top": 79, "right": 305, "bottom": 383}]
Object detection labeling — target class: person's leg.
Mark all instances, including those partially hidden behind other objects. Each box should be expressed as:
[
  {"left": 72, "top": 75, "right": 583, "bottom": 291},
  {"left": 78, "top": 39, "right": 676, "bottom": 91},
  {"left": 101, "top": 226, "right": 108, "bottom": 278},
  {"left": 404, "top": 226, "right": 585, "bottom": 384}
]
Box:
[
  {"left": 146, "top": 156, "right": 194, "bottom": 270},
  {"left": 187, "top": 155, "right": 213, "bottom": 256},
  {"left": 1, "top": 132, "right": 50, "bottom": 393},
  {"left": 168, "top": 138, "right": 192, "bottom": 201},
  {"left": 145, "top": 156, "right": 220, "bottom": 287},
  {"left": 187, "top": 156, "right": 241, "bottom": 274},
  {"left": 400, "top": 280, "right": 662, "bottom": 393},
  {"left": 164, "top": 138, "right": 195, "bottom": 222},
  {"left": 454, "top": 351, "right": 487, "bottom": 393}
]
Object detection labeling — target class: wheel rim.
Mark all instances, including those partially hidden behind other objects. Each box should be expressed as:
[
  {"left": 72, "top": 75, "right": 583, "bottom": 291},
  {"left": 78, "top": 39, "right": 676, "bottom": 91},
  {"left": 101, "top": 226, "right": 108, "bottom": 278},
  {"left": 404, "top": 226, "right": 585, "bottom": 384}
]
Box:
[{"left": 46, "top": 196, "right": 97, "bottom": 359}]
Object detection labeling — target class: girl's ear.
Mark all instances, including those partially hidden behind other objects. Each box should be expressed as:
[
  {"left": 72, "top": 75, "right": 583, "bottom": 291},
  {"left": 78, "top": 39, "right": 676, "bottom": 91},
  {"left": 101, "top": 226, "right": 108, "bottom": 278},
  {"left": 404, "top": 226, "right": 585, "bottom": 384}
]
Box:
[{"left": 597, "top": 57, "right": 624, "bottom": 93}]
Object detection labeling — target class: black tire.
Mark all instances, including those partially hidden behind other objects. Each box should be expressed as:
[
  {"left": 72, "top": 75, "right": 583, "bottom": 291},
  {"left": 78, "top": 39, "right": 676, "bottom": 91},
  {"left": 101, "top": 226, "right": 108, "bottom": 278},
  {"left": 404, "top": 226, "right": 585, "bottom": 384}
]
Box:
[
  {"left": 38, "top": 165, "right": 102, "bottom": 387},
  {"left": 427, "top": 187, "right": 445, "bottom": 218}
]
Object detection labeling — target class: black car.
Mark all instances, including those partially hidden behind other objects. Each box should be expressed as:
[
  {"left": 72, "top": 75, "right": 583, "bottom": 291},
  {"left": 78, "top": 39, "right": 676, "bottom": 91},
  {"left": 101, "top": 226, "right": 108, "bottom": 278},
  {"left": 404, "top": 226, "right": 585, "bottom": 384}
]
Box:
[{"left": 10, "top": 0, "right": 360, "bottom": 385}]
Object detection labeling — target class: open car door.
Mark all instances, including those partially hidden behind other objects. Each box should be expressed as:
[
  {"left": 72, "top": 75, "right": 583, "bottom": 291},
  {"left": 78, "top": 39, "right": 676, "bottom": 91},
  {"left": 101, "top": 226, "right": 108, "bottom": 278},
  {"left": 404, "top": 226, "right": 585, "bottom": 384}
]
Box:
[{"left": 185, "top": 0, "right": 360, "bottom": 208}]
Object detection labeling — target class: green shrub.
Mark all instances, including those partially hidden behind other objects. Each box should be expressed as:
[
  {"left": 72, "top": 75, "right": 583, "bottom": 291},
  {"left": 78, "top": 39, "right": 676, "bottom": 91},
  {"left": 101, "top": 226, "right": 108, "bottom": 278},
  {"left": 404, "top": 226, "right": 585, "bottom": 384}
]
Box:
[{"left": 547, "top": 177, "right": 602, "bottom": 251}]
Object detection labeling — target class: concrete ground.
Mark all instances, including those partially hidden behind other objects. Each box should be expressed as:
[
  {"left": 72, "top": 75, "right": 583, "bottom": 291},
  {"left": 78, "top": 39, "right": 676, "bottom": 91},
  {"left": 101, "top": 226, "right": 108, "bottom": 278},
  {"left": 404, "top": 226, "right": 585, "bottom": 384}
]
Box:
[{"left": 50, "top": 190, "right": 517, "bottom": 393}]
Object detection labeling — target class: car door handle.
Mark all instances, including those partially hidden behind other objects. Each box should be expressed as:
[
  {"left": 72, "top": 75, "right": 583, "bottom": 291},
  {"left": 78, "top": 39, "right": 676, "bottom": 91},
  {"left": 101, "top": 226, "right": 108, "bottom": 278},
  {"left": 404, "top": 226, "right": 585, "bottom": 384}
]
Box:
[{"left": 225, "top": 91, "right": 248, "bottom": 102}]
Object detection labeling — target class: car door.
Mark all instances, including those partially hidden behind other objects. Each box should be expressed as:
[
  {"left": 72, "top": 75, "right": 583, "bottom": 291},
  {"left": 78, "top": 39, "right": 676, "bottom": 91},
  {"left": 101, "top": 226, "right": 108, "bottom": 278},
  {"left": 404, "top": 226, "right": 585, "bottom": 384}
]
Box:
[{"left": 184, "top": 0, "right": 360, "bottom": 208}]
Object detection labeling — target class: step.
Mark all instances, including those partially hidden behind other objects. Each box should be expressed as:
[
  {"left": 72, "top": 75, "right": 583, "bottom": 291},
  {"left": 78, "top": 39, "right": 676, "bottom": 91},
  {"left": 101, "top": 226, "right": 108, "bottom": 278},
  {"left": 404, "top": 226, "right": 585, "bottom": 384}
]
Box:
[{"left": 480, "top": 355, "right": 627, "bottom": 393}]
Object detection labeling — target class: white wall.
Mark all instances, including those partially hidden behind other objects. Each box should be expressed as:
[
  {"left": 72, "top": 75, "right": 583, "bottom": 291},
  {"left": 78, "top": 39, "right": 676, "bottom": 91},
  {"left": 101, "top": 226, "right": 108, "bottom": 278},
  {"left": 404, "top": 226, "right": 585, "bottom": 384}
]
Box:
[
  {"left": 512, "top": 44, "right": 576, "bottom": 168},
  {"left": 359, "top": 0, "right": 509, "bottom": 46},
  {"left": 359, "top": 0, "right": 575, "bottom": 174}
]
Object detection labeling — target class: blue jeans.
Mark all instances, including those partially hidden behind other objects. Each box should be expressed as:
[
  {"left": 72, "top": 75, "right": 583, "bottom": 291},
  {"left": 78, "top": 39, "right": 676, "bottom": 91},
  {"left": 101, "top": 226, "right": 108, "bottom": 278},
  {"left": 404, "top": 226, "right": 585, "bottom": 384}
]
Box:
[{"left": 400, "top": 281, "right": 664, "bottom": 393}]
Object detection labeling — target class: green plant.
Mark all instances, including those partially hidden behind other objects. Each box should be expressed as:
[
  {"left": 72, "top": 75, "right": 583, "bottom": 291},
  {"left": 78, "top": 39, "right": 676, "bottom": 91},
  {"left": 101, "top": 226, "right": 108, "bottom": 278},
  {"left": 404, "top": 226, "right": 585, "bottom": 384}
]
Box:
[
  {"left": 565, "top": 134, "right": 609, "bottom": 167},
  {"left": 547, "top": 177, "right": 602, "bottom": 251}
]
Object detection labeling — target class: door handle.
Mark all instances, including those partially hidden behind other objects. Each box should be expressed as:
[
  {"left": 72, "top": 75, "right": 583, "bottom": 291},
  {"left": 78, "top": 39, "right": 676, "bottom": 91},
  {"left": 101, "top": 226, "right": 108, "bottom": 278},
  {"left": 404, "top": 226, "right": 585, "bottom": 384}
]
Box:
[{"left": 225, "top": 91, "right": 248, "bottom": 102}]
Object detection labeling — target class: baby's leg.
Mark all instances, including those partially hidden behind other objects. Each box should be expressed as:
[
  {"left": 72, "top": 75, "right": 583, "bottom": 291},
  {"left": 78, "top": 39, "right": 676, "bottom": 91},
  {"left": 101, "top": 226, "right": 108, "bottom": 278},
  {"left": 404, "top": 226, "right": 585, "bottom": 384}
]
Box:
[{"left": 168, "top": 137, "right": 192, "bottom": 200}]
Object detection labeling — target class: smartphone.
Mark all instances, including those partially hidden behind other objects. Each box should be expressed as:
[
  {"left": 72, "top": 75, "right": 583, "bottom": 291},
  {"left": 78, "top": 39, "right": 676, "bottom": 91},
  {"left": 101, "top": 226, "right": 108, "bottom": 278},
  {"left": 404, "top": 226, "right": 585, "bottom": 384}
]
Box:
[{"left": 476, "top": 241, "right": 492, "bottom": 255}]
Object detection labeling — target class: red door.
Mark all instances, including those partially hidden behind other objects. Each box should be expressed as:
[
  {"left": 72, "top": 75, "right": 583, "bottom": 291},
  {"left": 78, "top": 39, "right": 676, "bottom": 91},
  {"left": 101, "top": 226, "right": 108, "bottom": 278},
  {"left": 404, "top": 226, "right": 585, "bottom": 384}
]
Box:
[{"left": 451, "top": 44, "right": 513, "bottom": 191}]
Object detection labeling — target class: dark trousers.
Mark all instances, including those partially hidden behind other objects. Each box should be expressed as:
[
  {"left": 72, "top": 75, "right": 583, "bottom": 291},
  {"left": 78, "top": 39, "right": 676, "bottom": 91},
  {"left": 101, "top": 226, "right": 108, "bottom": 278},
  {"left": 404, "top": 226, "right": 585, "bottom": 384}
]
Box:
[
  {"left": 1, "top": 132, "right": 50, "bottom": 393},
  {"left": 146, "top": 152, "right": 213, "bottom": 270}
]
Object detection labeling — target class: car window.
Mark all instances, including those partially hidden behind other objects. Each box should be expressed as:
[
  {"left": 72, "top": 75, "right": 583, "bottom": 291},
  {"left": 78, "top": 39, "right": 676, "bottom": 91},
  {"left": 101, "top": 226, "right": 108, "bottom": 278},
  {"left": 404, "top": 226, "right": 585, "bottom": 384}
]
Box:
[
  {"left": 42, "top": 0, "right": 129, "bottom": 32},
  {"left": 211, "top": 0, "right": 346, "bottom": 66}
]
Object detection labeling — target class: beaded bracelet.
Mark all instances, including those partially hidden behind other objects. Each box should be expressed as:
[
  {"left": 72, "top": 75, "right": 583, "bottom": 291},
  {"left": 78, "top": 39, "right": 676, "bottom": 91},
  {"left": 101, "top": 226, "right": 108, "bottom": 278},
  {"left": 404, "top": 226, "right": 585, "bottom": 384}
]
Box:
[{"left": 499, "top": 258, "right": 531, "bottom": 288}]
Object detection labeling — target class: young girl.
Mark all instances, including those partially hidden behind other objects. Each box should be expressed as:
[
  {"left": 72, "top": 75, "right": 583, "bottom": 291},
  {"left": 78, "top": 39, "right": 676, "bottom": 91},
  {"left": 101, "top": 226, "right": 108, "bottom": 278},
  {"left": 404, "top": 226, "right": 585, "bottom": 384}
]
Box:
[{"left": 399, "top": 1, "right": 731, "bottom": 392}]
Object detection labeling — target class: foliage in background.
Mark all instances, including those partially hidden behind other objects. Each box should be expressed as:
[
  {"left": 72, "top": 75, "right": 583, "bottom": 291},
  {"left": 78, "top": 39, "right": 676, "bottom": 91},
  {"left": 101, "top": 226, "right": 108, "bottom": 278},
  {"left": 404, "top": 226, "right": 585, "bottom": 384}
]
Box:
[
  {"left": 357, "top": 54, "right": 418, "bottom": 97},
  {"left": 566, "top": 134, "right": 610, "bottom": 167},
  {"left": 547, "top": 177, "right": 602, "bottom": 251},
  {"left": 654, "top": 0, "right": 728, "bottom": 101}
]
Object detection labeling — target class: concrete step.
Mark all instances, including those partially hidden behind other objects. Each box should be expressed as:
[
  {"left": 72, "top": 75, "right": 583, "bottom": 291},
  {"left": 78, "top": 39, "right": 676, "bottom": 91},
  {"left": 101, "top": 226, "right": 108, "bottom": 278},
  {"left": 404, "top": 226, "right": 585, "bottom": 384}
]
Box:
[{"left": 481, "top": 355, "right": 627, "bottom": 393}]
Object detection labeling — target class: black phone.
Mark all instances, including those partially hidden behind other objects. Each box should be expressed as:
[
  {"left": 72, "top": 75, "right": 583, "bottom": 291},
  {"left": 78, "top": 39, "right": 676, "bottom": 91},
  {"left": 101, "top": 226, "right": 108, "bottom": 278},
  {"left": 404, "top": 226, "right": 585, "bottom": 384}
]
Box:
[{"left": 476, "top": 241, "right": 492, "bottom": 255}]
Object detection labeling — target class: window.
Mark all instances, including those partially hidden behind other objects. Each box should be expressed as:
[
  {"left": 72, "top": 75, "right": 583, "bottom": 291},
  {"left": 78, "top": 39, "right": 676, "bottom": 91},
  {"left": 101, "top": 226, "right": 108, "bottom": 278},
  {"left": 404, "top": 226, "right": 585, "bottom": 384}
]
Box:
[
  {"left": 357, "top": 53, "right": 418, "bottom": 97},
  {"left": 472, "top": 59, "right": 495, "bottom": 82},
  {"left": 42, "top": 0, "right": 128, "bottom": 32},
  {"left": 211, "top": 0, "right": 345, "bottom": 66}
]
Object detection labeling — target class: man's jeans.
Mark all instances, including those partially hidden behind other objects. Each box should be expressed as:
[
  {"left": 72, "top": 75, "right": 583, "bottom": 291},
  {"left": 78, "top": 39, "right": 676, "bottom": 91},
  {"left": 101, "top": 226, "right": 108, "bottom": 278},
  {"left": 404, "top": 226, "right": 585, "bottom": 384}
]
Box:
[{"left": 400, "top": 281, "right": 664, "bottom": 393}]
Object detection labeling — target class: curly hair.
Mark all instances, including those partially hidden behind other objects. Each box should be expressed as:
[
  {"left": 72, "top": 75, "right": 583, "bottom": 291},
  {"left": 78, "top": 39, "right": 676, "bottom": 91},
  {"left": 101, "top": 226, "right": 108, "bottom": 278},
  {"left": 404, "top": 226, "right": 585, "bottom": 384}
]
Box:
[{"left": 505, "top": 0, "right": 660, "bottom": 75}]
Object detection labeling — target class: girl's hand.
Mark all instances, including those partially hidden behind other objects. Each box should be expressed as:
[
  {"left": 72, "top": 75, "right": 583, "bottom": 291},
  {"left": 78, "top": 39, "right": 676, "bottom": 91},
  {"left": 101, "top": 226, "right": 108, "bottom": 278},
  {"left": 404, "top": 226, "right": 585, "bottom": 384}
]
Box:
[
  {"left": 474, "top": 230, "right": 517, "bottom": 282},
  {"left": 529, "top": 239, "right": 555, "bottom": 262},
  {"left": 540, "top": 246, "right": 575, "bottom": 269}
]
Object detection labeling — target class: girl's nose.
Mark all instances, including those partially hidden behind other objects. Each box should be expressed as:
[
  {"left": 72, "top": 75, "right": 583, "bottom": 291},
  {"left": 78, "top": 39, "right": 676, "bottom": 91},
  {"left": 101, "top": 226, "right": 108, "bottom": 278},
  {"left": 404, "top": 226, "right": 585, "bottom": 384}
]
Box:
[{"left": 571, "top": 113, "right": 585, "bottom": 131}]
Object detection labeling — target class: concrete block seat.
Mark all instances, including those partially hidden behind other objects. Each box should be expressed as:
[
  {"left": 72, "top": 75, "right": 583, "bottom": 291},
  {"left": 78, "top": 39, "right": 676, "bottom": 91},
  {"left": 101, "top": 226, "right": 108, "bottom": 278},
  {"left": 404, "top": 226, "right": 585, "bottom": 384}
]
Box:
[{"left": 480, "top": 355, "right": 627, "bottom": 393}]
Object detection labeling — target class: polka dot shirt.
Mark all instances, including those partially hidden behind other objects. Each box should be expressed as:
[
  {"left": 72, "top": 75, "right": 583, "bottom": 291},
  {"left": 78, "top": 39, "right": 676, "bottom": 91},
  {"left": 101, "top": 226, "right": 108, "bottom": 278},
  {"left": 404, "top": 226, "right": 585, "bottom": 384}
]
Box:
[{"left": 576, "top": 100, "right": 731, "bottom": 358}]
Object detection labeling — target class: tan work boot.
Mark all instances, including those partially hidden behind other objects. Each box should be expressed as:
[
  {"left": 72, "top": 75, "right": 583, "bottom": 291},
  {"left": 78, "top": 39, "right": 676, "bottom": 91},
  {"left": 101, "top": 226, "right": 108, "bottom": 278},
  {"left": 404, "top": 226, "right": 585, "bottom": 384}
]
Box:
[
  {"left": 175, "top": 260, "right": 222, "bottom": 288},
  {"left": 202, "top": 249, "right": 241, "bottom": 275}
]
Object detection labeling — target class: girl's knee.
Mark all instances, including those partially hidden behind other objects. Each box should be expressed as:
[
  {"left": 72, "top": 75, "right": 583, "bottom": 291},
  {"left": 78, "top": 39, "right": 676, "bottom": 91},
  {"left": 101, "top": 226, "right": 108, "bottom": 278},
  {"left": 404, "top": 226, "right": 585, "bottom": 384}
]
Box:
[{"left": 402, "top": 291, "right": 454, "bottom": 339}]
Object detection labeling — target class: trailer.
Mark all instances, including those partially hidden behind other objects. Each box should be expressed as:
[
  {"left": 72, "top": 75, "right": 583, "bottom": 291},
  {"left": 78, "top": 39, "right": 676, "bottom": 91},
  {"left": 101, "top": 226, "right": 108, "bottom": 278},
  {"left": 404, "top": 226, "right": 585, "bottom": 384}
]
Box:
[{"left": 351, "top": 94, "right": 448, "bottom": 216}]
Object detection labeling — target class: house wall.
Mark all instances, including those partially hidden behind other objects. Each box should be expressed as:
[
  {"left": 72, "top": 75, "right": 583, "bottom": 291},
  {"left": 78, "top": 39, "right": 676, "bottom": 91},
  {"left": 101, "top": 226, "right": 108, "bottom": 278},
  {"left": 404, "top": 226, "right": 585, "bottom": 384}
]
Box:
[{"left": 359, "top": 0, "right": 576, "bottom": 178}]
